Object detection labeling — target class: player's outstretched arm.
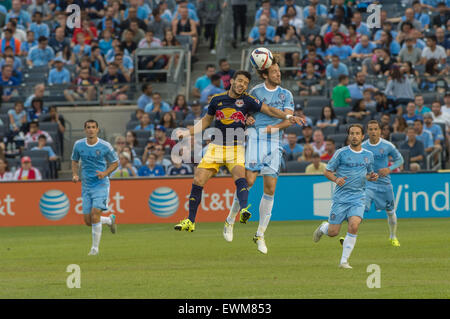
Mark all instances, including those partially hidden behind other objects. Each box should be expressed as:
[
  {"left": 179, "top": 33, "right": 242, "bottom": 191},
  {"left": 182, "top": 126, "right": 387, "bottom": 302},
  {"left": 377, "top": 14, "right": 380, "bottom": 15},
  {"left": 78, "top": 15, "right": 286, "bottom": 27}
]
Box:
[
  {"left": 72, "top": 160, "right": 79, "bottom": 183},
  {"left": 265, "top": 109, "right": 294, "bottom": 133},
  {"left": 177, "top": 114, "right": 214, "bottom": 139},
  {"left": 260, "top": 103, "right": 305, "bottom": 126}
]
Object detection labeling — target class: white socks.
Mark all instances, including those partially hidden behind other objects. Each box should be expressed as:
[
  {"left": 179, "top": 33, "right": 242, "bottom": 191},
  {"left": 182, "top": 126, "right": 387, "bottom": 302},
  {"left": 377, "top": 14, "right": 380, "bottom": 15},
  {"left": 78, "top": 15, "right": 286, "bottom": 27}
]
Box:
[
  {"left": 226, "top": 193, "right": 240, "bottom": 225},
  {"left": 320, "top": 222, "right": 329, "bottom": 236},
  {"left": 91, "top": 222, "right": 102, "bottom": 251},
  {"left": 340, "top": 232, "right": 357, "bottom": 264},
  {"left": 256, "top": 193, "right": 274, "bottom": 237},
  {"left": 387, "top": 210, "right": 397, "bottom": 239},
  {"left": 101, "top": 216, "right": 112, "bottom": 226}
]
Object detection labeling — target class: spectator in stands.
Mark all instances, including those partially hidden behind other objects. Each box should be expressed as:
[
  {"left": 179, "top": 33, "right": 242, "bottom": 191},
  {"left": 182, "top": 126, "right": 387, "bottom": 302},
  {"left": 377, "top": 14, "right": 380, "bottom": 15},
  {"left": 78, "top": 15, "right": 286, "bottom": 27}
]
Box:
[
  {"left": 27, "top": 36, "right": 55, "bottom": 67},
  {"left": 389, "top": 8, "right": 422, "bottom": 32},
  {"left": 373, "top": 48, "right": 394, "bottom": 76},
  {"left": 120, "top": 8, "right": 147, "bottom": 32},
  {"left": 294, "top": 105, "right": 313, "bottom": 127},
  {"left": 247, "top": 14, "right": 275, "bottom": 44},
  {"left": 144, "top": 92, "right": 171, "bottom": 113},
  {"left": 85, "top": 0, "right": 105, "bottom": 20},
  {"left": 0, "top": 158, "right": 13, "bottom": 181},
  {"left": 320, "top": 138, "right": 336, "bottom": 161},
  {"left": 72, "top": 17, "right": 98, "bottom": 46},
  {"left": 298, "top": 125, "right": 313, "bottom": 145},
  {"left": 380, "top": 123, "right": 391, "bottom": 141},
  {"left": 0, "top": 28, "right": 21, "bottom": 55},
  {"left": 377, "top": 30, "right": 401, "bottom": 56},
  {"left": 90, "top": 45, "right": 106, "bottom": 74},
  {"left": 323, "top": 20, "right": 348, "bottom": 47},
  {"left": 380, "top": 113, "right": 391, "bottom": 127},
  {"left": 325, "top": 33, "right": 352, "bottom": 61},
  {"left": 275, "top": 15, "right": 291, "bottom": 43},
  {"left": 312, "top": 129, "right": 325, "bottom": 155},
  {"left": 184, "top": 100, "right": 206, "bottom": 124},
  {"left": 192, "top": 64, "right": 221, "bottom": 99},
  {"left": 332, "top": 74, "right": 351, "bottom": 107},
  {"left": 414, "top": 95, "right": 431, "bottom": 115},
  {"left": 384, "top": 65, "right": 415, "bottom": 104},
  {"left": 374, "top": 91, "right": 399, "bottom": 115},
  {"left": 160, "top": 112, "right": 177, "bottom": 130},
  {"left": 299, "top": 47, "right": 325, "bottom": 76},
  {"left": 72, "top": 33, "right": 92, "bottom": 60},
  {"left": 137, "top": 83, "right": 152, "bottom": 110},
  {"left": 125, "top": 130, "right": 138, "bottom": 152},
  {"left": 313, "top": 35, "right": 327, "bottom": 58},
  {"left": 283, "top": 133, "right": 304, "bottom": 159},
  {"left": 172, "top": 94, "right": 189, "bottom": 115},
  {"left": 347, "top": 72, "right": 377, "bottom": 100},
  {"left": 297, "top": 142, "right": 314, "bottom": 162},
  {"left": 316, "top": 105, "right": 339, "bottom": 129},
  {"left": 138, "top": 152, "right": 165, "bottom": 177},
  {"left": 348, "top": 99, "right": 370, "bottom": 121},
  {"left": 154, "top": 125, "right": 175, "bottom": 151},
  {"left": 113, "top": 50, "right": 133, "bottom": 82},
  {"left": 113, "top": 135, "right": 126, "bottom": 154},
  {"left": 172, "top": 5, "right": 198, "bottom": 56},
  {"left": 20, "top": 30, "right": 37, "bottom": 56},
  {"left": 352, "top": 35, "right": 375, "bottom": 60},
  {"left": 420, "top": 35, "right": 447, "bottom": 65},
  {"left": 112, "top": 152, "right": 138, "bottom": 178},
  {"left": 198, "top": 0, "right": 221, "bottom": 54},
  {"left": 398, "top": 36, "right": 422, "bottom": 65},
  {"left": 31, "top": 134, "right": 57, "bottom": 161},
  {"left": 300, "top": 15, "right": 320, "bottom": 44},
  {"left": 413, "top": 118, "right": 434, "bottom": 153},
  {"left": 40, "top": 105, "right": 65, "bottom": 151},
  {"left": 396, "top": 21, "right": 414, "bottom": 47},
  {"left": 4, "top": 19, "right": 26, "bottom": 45},
  {"left": 329, "top": 0, "right": 353, "bottom": 25},
  {"left": 304, "top": 0, "right": 327, "bottom": 19},
  {"left": 7, "top": 101, "right": 26, "bottom": 133},
  {"left": 362, "top": 88, "right": 376, "bottom": 109},
  {"left": 200, "top": 74, "right": 225, "bottom": 105},
  {"left": 431, "top": 2, "right": 450, "bottom": 28},
  {"left": 229, "top": 0, "right": 247, "bottom": 48},
  {"left": 1, "top": 55, "right": 22, "bottom": 81},
  {"left": 13, "top": 156, "right": 42, "bottom": 180},
  {"left": 403, "top": 102, "right": 423, "bottom": 125},
  {"left": 255, "top": 0, "right": 277, "bottom": 21},
  {"left": 346, "top": 24, "right": 360, "bottom": 49},
  {"left": 7, "top": 0, "right": 31, "bottom": 30},
  {"left": 27, "top": 98, "right": 47, "bottom": 122},
  {"left": 431, "top": 100, "right": 450, "bottom": 132},
  {"left": 123, "top": 144, "right": 141, "bottom": 169},
  {"left": 402, "top": 61, "right": 420, "bottom": 92},
  {"left": 134, "top": 112, "right": 154, "bottom": 133},
  {"left": 305, "top": 152, "right": 326, "bottom": 174},
  {"left": 0, "top": 64, "right": 19, "bottom": 101},
  {"left": 400, "top": 126, "right": 425, "bottom": 172},
  {"left": 421, "top": 58, "right": 448, "bottom": 92},
  {"left": 99, "top": 29, "right": 114, "bottom": 57},
  {"left": 100, "top": 62, "right": 129, "bottom": 103},
  {"left": 24, "top": 83, "right": 45, "bottom": 108},
  {"left": 27, "top": 0, "right": 52, "bottom": 21},
  {"left": 148, "top": 8, "right": 171, "bottom": 42},
  {"left": 65, "top": 67, "right": 98, "bottom": 102},
  {"left": 423, "top": 112, "right": 444, "bottom": 151},
  {"left": 435, "top": 27, "right": 450, "bottom": 54},
  {"left": 29, "top": 12, "right": 49, "bottom": 39},
  {"left": 47, "top": 57, "right": 70, "bottom": 85},
  {"left": 285, "top": 5, "right": 303, "bottom": 33},
  {"left": 325, "top": 55, "right": 348, "bottom": 79},
  {"left": 120, "top": 29, "right": 138, "bottom": 55},
  {"left": 252, "top": 24, "right": 274, "bottom": 45},
  {"left": 58, "top": 45, "right": 75, "bottom": 65},
  {"left": 217, "top": 59, "right": 235, "bottom": 91},
  {"left": 392, "top": 115, "right": 408, "bottom": 134},
  {"left": 167, "top": 160, "right": 193, "bottom": 176}
]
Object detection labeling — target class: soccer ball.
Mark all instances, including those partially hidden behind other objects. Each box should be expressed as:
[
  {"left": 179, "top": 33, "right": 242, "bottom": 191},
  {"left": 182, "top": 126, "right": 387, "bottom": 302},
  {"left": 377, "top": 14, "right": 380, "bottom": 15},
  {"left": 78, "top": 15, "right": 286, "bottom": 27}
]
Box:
[{"left": 250, "top": 47, "right": 273, "bottom": 70}]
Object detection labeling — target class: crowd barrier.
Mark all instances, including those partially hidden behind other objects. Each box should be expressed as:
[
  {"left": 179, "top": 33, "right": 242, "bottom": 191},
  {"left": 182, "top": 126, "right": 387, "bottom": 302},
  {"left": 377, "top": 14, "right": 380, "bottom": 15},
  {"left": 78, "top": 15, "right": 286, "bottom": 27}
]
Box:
[{"left": 0, "top": 172, "right": 449, "bottom": 227}]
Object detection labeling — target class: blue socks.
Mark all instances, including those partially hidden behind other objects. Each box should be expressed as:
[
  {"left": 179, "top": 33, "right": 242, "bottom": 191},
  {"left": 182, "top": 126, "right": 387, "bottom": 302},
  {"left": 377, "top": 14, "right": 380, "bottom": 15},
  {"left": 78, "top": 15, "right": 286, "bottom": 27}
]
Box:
[
  {"left": 235, "top": 178, "right": 249, "bottom": 210},
  {"left": 188, "top": 184, "right": 203, "bottom": 223}
]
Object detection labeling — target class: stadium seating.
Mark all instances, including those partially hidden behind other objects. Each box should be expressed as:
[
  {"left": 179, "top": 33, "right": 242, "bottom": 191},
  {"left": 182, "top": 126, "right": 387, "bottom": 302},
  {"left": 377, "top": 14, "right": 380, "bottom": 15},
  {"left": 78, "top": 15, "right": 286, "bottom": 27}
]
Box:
[{"left": 285, "top": 161, "right": 310, "bottom": 173}]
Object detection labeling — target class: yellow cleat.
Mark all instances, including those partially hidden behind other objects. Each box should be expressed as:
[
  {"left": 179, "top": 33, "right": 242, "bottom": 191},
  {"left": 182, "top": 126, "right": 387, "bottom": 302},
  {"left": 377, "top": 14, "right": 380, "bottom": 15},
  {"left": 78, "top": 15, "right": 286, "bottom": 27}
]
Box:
[
  {"left": 390, "top": 237, "right": 400, "bottom": 247},
  {"left": 174, "top": 218, "right": 195, "bottom": 232},
  {"left": 239, "top": 205, "right": 252, "bottom": 224}
]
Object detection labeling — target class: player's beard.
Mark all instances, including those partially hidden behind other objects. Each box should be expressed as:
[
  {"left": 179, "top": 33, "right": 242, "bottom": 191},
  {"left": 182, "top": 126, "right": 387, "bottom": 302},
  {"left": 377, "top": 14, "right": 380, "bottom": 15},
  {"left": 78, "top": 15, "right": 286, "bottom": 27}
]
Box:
[
  {"left": 231, "top": 83, "right": 245, "bottom": 96},
  {"left": 267, "top": 76, "right": 281, "bottom": 87},
  {"left": 351, "top": 139, "right": 362, "bottom": 147}
]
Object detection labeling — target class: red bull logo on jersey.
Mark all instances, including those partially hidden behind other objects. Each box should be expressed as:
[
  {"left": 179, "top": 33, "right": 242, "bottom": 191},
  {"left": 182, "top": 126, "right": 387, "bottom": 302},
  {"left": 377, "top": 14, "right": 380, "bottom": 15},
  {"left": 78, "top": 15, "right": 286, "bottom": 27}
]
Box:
[
  {"left": 215, "top": 108, "right": 246, "bottom": 125},
  {"left": 235, "top": 99, "right": 244, "bottom": 107}
]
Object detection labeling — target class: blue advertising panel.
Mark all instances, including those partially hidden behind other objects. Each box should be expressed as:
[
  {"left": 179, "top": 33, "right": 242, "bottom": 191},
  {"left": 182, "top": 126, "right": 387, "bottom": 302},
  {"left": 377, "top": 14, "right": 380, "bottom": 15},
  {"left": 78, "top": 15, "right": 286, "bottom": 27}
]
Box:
[{"left": 247, "top": 173, "right": 450, "bottom": 221}]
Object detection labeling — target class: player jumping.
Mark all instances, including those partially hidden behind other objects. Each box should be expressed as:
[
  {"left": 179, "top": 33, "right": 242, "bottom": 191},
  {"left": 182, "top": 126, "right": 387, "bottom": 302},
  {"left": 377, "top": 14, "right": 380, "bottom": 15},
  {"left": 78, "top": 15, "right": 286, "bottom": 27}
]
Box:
[
  {"left": 71, "top": 120, "right": 119, "bottom": 256},
  {"left": 224, "top": 58, "right": 297, "bottom": 254},
  {"left": 174, "top": 70, "right": 305, "bottom": 232},
  {"left": 313, "top": 124, "right": 378, "bottom": 269}
]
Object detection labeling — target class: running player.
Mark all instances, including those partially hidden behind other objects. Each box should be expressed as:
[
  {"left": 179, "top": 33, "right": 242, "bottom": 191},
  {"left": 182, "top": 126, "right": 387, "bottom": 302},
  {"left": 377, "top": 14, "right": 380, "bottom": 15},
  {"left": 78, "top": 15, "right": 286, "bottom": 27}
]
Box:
[
  {"left": 174, "top": 70, "right": 305, "bottom": 232},
  {"left": 71, "top": 120, "right": 118, "bottom": 256},
  {"left": 361, "top": 120, "right": 403, "bottom": 247},
  {"left": 313, "top": 124, "right": 378, "bottom": 269},
  {"left": 224, "top": 58, "right": 296, "bottom": 254}
]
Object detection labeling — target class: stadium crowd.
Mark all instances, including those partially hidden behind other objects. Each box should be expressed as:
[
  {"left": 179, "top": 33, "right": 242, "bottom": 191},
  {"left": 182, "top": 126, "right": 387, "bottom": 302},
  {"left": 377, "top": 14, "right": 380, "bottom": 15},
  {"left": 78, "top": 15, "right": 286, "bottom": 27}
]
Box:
[{"left": 0, "top": 0, "right": 449, "bottom": 181}]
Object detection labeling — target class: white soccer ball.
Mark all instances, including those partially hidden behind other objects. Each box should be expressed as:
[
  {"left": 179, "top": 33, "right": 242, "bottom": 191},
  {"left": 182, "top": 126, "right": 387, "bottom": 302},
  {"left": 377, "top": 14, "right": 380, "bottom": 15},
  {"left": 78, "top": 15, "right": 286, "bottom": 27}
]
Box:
[{"left": 250, "top": 47, "right": 273, "bottom": 70}]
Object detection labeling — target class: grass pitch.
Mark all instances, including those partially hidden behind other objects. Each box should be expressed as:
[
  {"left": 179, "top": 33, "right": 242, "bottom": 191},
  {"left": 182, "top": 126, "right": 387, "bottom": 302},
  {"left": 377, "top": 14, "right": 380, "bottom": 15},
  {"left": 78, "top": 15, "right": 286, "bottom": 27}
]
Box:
[{"left": 1, "top": 218, "right": 449, "bottom": 299}]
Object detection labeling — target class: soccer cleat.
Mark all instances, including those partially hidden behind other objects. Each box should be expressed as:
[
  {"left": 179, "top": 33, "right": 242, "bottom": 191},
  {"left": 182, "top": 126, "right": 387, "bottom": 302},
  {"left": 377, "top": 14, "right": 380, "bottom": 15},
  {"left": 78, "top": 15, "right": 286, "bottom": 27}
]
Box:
[
  {"left": 390, "top": 237, "right": 401, "bottom": 247},
  {"left": 223, "top": 221, "right": 234, "bottom": 242},
  {"left": 339, "top": 262, "right": 352, "bottom": 269},
  {"left": 239, "top": 205, "right": 252, "bottom": 224},
  {"left": 313, "top": 222, "right": 326, "bottom": 243},
  {"left": 109, "top": 214, "right": 117, "bottom": 234},
  {"left": 88, "top": 248, "right": 98, "bottom": 256},
  {"left": 174, "top": 218, "right": 195, "bottom": 232},
  {"left": 253, "top": 234, "right": 268, "bottom": 254},
  {"left": 339, "top": 236, "right": 345, "bottom": 245}
]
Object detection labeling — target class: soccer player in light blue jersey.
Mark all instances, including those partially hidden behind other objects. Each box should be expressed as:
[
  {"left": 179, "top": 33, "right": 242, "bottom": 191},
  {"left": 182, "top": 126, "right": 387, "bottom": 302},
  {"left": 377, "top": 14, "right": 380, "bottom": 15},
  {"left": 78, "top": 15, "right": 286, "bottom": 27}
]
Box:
[
  {"left": 71, "top": 120, "right": 119, "bottom": 256},
  {"left": 224, "top": 59, "right": 300, "bottom": 254},
  {"left": 361, "top": 120, "right": 404, "bottom": 247},
  {"left": 313, "top": 124, "right": 378, "bottom": 269}
]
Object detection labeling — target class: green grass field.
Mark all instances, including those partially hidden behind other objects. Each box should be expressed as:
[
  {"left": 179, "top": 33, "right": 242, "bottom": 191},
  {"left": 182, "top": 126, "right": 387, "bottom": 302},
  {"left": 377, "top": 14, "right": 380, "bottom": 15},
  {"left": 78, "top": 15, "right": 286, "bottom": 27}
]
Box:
[{"left": 1, "top": 218, "right": 449, "bottom": 299}]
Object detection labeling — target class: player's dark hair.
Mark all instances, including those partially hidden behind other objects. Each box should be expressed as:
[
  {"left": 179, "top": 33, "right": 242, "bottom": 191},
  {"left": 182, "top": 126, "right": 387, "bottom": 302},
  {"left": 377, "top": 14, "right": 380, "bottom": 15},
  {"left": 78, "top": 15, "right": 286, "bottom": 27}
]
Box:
[
  {"left": 84, "top": 119, "right": 99, "bottom": 128},
  {"left": 256, "top": 56, "right": 279, "bottom": 80},
  {"left": 232, "top": 70, "right": 251, "bottom": 81},
  {"left": 367, "top": 120, "right": 381, "bottom": 129},
  {"left": 347, "top": 123, "right": 364, "bottom": 135}
]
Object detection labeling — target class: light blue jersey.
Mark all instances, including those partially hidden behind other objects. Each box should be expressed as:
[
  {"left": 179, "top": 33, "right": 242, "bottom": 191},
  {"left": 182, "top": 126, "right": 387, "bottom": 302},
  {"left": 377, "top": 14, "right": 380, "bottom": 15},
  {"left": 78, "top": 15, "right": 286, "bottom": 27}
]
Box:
[
  {"left": 362, "top": 138, "right": 403, "bottom": 212},
  {"left": 245, "top": 83, "right": 294, "bottom": 176},
  {"left": 71, "top": 138, "right": 118, "bottom": 188},
  {"left": 326, "top": 146, "right": 374, "bottom": 204}
]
